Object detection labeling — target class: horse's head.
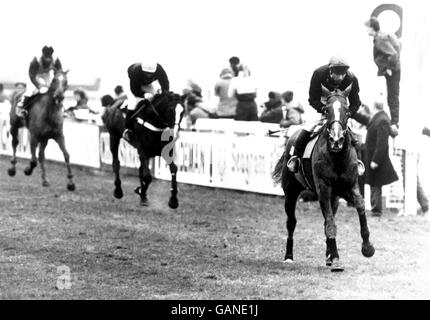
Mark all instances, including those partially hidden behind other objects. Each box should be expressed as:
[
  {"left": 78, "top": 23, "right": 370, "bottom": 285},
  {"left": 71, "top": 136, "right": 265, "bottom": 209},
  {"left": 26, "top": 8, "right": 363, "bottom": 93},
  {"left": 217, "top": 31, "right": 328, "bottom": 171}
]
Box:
[
  {"left": 49, "top": 69, "right": 69, "bottom": 101},
  {"left": 154, "top": 92, "right": 185, "bottom": 129},
  {"left": 321, "top": 84, "right": 352, "bottom": 153}
]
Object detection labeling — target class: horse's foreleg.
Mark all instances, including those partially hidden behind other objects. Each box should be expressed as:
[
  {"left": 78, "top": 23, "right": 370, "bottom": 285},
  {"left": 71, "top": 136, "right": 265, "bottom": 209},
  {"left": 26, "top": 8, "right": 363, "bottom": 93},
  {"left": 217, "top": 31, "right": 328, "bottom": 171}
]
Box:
[
  {"left": 24, "top": 135, "right": 38, "bottom": 176},
  {"left": 8, "top": 125, "right": 19, "bottom": 177},
  {"left": 38, "top": 139, "right": 49, "bottom": 187},
  {"left": 318, "top": 184, "right": 342, "bottom": 271},
  {"left": 168, "top": 162, "right": 178, "bottom": 209},
  {"left": 283, "top": 184, "right": 302, "bottom": 263},
  {"left": 55, "top": 135, "right": 75, "bottom": 191},
  {"left": 344, "top": 186, "right": 375, "bottom": 258},
  {"left": 137, "top": 151, "right": 151, "bottom": 206},
  {"left": 110, "top": 134, "right": 123, "bottom": 199}
]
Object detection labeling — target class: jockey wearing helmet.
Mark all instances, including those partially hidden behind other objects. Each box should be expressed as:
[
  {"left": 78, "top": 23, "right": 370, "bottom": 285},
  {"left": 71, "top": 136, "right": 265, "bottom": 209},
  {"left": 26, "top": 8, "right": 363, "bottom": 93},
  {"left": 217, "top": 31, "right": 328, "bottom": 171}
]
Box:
[
  {"left": 121, "top": 61, "right": 170, "bottom": 142},
  {"left": 286, "top": 57, "right": 365, "bottom": 175},
  {"left": 16, "top": 45, "right": 63, "bottom": 117}
]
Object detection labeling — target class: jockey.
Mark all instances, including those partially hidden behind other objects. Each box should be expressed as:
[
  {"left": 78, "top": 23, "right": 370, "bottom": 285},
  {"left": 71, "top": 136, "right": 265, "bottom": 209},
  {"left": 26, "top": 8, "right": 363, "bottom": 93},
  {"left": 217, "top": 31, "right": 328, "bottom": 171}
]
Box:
[
  {"left": 16, "top": 45, "right": 63, "bottom": 117},
  {"left": 286, "top": 57, "right": 365, "bottom": 175},
  {"left": 121, "top": 61, "right": 170, "bottom": 142}
]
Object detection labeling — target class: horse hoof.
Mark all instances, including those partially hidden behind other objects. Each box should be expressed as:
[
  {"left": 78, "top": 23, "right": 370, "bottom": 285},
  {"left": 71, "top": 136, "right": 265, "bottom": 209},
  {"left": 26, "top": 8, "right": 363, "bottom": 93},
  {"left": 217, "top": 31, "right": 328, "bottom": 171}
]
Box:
[
  {"left": 24, "top": 168, "right": 33, "bottom": 176},
  {"left": 42, "top": 181, "right": 50, "bottom": 187},
  {"left": 362, "top": 243, "right": 375, "bottom": 258},
  {"left": 113, "top": 188, "right": 123, "bottom": 199},
  {"left": 168, "top": 198, "right": 178, "bottom": 209},
  {"left": 134, "top": 187, "right": 142, "bottom": 196},
  {"left": 8, "top": 168, "right": 16, "bottom": 177},
  {"left": 283, "top": 258, "right": 294, "bottom": 264},
  {"left": 67, "top": 183, "right": 76, "bottom": 191},
  {"left": 330, "top": 258, "right": 344, "bottom": 272},
  {"left": 326, "top": 257, "right": 332, "bottom": 267},
  {"left": 140, "top": 198, "right": 149, "bottom": 206}
]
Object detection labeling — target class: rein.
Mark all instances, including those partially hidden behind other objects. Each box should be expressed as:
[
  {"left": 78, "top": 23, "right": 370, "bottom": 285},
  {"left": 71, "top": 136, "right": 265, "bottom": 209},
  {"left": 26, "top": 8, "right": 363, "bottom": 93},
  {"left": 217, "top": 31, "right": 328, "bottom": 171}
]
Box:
[{"left": 130, "top": 94, "right": 172, "bottom": 129}]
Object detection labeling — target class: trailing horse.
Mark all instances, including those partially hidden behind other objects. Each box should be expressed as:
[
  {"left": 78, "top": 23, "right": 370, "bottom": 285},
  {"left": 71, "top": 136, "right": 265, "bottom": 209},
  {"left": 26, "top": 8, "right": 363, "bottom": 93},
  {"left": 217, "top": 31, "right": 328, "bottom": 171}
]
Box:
[
  {"left": 8, "top": 70, "right": 75, "bottom": 191},
  {"left": 272, "top": 85, "right": 374, "bottom": 272},
  {"left": 102, "top": 92, "right": 184, "bottom": 207}
]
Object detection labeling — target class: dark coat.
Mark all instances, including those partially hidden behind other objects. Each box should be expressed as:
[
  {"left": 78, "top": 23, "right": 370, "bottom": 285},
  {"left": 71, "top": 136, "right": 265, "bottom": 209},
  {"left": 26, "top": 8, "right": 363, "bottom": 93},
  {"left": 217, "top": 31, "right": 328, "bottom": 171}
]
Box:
[
  {"left": 308, "top": 64, "right": 361, "bottom": 115},
  {"left": 373, "top": 32, "right": 401, "bottom": 76},
  {"left": 364, "top": 110, "right": 398, "bottom": 187},
  {"left": 259, "top": 106, "right": 283, "bottom": 123}
]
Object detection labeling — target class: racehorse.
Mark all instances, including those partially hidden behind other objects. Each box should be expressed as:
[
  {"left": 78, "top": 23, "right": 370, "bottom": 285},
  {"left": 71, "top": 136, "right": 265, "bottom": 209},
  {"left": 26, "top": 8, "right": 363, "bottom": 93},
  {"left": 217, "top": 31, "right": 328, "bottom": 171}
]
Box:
[
  {"left": 8, "top": 70, "right": 76, "bottom": 191},
  {"left": 102, "top": 92, "right": 184, "bottom": 207},
  {"left": 272, "top": 84, "right": 375, "bottom": 271}
]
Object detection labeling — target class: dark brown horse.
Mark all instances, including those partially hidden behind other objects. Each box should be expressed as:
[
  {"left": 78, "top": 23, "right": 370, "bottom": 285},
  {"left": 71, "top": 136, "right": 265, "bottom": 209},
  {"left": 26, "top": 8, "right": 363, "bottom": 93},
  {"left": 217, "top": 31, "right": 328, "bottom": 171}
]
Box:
[
  {"left": 102, "top": 92, "right": 184, "bottom": 207},
  {"left": 8, "top": 70, "right": 75, "bottom": 191},
  {"left": 272, "top": 85, "right": 374, "bottom": 271}
]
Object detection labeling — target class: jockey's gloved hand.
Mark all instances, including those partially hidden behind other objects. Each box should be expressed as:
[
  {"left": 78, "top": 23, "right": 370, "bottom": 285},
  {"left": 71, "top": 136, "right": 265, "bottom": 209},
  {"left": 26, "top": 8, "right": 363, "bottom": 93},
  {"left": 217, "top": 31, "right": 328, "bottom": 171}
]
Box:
[
  {"left": 39, "top": 87, "right": 48, "bottom": 94},
  {"left": 143, "top": 92, "right": 154, "bottom": 101}
]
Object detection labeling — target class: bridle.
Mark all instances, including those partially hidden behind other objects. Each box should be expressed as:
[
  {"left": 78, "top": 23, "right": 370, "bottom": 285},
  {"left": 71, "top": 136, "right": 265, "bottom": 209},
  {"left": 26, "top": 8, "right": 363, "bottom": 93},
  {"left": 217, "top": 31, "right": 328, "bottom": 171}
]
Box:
[{"left": 323, "top": 92, "right": 350, "bottom": 132}]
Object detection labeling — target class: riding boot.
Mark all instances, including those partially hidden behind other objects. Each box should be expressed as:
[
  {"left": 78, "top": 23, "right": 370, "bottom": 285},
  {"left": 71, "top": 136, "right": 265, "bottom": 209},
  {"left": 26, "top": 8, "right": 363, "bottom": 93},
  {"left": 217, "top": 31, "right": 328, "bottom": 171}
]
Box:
[
  {"left": 287, "top": 129, "right": 311, "bottom": 173},
  {"left": 349, "top": 130, "right": 365, "bottom": 176},
  {"left": 122, "top": 110, "right": 135, "bottom": 143}
]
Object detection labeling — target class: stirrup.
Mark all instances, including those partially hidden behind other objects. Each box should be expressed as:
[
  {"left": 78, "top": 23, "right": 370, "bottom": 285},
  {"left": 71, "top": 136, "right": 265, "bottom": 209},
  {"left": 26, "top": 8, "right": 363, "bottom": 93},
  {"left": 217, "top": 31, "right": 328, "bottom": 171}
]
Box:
[
  {"left": 287, "top": 156, "right": 300, "bottom": 173},
  {"left": 357, "top": 160, "right": 365, "bottom": 176}
]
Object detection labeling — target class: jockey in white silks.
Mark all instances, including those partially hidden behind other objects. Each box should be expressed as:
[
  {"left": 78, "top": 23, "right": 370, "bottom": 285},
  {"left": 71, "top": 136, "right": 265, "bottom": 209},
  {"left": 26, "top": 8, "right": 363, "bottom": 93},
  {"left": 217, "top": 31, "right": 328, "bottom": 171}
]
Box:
[{"left": 16, "top": 45, "right": 63, "bottom": 117}]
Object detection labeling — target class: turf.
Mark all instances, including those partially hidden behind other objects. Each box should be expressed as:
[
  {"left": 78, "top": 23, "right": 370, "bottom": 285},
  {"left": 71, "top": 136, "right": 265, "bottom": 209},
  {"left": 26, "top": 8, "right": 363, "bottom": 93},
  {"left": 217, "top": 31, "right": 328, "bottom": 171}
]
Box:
[{"left": 1, "top": 156, "right": 429, "bottom": 299}]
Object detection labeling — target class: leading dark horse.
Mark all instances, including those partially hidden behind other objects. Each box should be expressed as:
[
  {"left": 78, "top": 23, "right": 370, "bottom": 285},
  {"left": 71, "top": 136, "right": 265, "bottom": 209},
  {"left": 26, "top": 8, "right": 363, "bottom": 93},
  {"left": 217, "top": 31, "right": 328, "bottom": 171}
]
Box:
[
  {"left": 102, "top": 92, "right": 184, "bottom": 207},
  {"left": 272, "top": 85, "right": 374, "bottom": 271},
  {"left": 8, "top": 70, "right": 76, "bottom": 190}
]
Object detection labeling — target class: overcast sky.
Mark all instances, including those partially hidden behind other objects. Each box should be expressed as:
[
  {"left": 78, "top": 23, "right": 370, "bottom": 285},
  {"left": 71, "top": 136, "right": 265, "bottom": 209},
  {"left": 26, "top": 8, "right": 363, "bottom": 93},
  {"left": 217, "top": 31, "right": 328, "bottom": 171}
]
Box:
[{"left": 1, "top": 0, "right": 427, "bottom": 113}]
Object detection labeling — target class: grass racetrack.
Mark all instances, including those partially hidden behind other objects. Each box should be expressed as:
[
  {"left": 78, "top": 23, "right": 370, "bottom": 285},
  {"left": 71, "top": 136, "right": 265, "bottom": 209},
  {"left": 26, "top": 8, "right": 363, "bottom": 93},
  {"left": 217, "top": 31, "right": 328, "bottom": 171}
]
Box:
[{"left": 1, "top": 156, "right": 430, "bottom": 299}]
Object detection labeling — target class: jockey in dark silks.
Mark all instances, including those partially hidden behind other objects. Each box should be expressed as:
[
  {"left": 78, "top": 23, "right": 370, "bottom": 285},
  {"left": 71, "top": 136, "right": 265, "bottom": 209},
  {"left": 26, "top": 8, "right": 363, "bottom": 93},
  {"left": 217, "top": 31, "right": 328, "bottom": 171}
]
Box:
[
  {"left": 286, "top": 57, "right": 365, "bottom": 175},
  {"left": 16, "top": 45, "right": 63, "bottom": 117},
  {"left": 121, "top": 62, "right": 170, "bottom": 142}
]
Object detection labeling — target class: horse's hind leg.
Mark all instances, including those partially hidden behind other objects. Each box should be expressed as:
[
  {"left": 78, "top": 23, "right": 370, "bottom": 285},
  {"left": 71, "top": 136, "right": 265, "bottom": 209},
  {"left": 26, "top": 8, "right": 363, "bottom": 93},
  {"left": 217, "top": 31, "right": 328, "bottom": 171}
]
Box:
[
  {"left": 283, "top": 178, "right": 303, "bottom": 263},
  {"left": 24, "top": 135, "right": 38, "bottom": 176},
  {"left": 37, "top": 139, "right": 49, "bottom": 187},
  {"left": 8, "top": 124, "right": 19, "bottom": 177},
  {"left": 168, "top": 162, "right": 178, "bottom": 209},
  {"left": 344, "top": 186, "right": 375, "bottom": 258},
  {"left": 110, "top": 133, "right": 123, "bottom": 199},
  {"left": 137, "top": 150, "right": 151, "bottom": 206},
  {"left": 55, "top": 134, "right": 75, "bottom": 191}
]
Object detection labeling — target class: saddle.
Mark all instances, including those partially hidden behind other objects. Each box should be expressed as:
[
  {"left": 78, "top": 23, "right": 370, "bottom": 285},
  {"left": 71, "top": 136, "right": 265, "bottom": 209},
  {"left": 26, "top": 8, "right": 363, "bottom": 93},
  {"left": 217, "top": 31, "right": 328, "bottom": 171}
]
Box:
[{"left": 292, "top": 123, "right": 326, "bottom": 190}]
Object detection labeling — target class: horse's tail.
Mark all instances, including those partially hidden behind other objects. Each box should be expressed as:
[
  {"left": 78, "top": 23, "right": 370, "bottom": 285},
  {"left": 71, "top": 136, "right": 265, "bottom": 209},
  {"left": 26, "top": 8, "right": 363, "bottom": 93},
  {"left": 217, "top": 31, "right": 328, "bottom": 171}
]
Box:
[{"left": 272, "top": 150, "right": 287, "bottom": 185}]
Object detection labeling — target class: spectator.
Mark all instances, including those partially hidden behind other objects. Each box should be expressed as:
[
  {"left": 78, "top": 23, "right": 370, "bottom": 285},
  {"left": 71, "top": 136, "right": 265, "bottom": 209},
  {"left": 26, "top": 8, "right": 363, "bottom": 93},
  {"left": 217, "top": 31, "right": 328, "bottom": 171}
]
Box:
[
  {"left": 365, "top": 16, "right": 401, "bottom": 137},
  {"left": 259, "top": 91, "right": 283, "bottom": 123},
  {"left": 114, "top": 85, "right": 127, "bottom": 101},
  {"left": 364, "top": 100, "right": 399, "bottom": 217},
  {"left": 419, "top": 125, "right": 430, "bottom": 218},
  {"left": 9, "top": 82, "right": 27, "bottom": 106},
  {"left": 71, "top": 89, "right": 89, "bottom": 109},
  {"left": 229, "top": 56, "right": 250, "bottom": 77},
  {"left": 416, "top": 154, "right": 429, "bottom": 218},
  {"left": 228, "top": 68, "right": 258, "bottom": 121},
  {"left": 100, "top": 94, "right": 115, "bottom": 108},
  {"left": 66, "top": 89, "right": 97, "bottom": 119},
  {"left": 214, "top": 68, "right": 236, "bottom": 118},
  {"left": 280, "top": 90, "right": 304, "bottom": 128},
  {"left": 0, "top": 83, "right": 8, "bottom": 103},
  {"left": 182, "top": 83, "right": 216, "bottom": 129}
]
